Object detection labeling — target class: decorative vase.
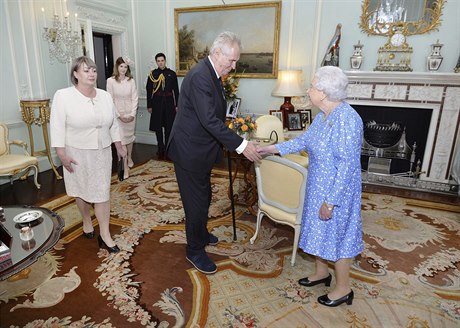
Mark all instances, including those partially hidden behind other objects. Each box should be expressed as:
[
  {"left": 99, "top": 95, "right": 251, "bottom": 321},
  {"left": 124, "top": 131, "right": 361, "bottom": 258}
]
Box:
[
  {"left": 350, "top": 40, "right": 364, "bottom": 70},
  {"left": 427, "top": 40, "right": 443, "bottom": 72}
]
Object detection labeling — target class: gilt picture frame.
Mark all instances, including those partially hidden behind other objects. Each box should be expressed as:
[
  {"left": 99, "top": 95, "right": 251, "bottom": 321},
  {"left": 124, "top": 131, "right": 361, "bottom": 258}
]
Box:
[{"left": 174, "top": 1, "right": 281, "bottom": 78}]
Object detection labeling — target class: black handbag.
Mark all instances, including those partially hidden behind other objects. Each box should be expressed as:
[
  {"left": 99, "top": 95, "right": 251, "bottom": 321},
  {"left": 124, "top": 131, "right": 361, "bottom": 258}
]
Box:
[{"left": 118, "top": 159, "right": 124, "bottom": 181}]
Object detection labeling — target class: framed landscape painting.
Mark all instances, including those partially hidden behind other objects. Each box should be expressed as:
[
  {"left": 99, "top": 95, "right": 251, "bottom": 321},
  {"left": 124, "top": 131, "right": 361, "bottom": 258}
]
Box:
[{"left": 174, "top": 1, "right": 281, "bottom": 78}]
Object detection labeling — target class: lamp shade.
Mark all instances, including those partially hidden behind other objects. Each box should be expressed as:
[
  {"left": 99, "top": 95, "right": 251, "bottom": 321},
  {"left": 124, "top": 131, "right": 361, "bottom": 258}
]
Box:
[{"left": 271, "top": 70, "right": 307, "bottom": 97}]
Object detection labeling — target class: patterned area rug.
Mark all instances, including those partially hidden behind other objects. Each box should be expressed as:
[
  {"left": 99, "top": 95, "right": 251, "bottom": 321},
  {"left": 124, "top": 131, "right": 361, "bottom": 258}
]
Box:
[{"left": 0, "top": 160, "right": 459, "bottom": 327}]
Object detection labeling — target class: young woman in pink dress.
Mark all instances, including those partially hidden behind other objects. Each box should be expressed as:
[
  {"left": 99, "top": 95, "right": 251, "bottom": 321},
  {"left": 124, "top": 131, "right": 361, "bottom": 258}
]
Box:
[{"left": 107, "top": 57, "right": 139, "bottom": 179}]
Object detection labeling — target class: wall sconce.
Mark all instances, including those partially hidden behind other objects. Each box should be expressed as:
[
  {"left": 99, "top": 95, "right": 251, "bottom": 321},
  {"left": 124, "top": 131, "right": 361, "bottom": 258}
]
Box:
[
  {"left": 271, "top": 70, "right": 307, "bottom": 129},
  {"left": 41, "top": 0, "right": 82, "bottom": 64}
]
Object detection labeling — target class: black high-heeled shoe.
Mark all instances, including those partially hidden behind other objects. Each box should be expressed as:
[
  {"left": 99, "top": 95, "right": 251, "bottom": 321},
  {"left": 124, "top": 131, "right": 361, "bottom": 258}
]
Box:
[
  {"left": 82, "top": 230, "right": 95, "bottom": 239},
  {"left": 98, "top": 235, "right": 120, "bottom": 253},
  {"left": 298, "top": 274, "right": 332, "bottom": 287},
  {"left": 318, "top": 290, "right": 354, "bottom": 307}
]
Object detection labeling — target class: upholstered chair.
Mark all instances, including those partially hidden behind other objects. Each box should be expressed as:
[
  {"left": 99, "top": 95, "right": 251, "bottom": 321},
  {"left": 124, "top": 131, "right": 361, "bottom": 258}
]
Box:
[
  {"left": 250, "top": 155, "right": 308, "bottom": 266},
  {"left": 252, "top": 115, "right": 309, "bottom": 168},
  {"left": 0, "top": 123, "right": 40, "bottom": 189}
]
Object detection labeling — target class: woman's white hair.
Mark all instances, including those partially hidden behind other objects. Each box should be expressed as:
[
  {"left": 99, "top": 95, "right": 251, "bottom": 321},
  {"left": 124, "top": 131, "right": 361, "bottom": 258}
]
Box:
[
  {"left": 314, "top": 66, "right": 348, "bottom": 101},
  {"left": 210, "top": 31, "right": 242, "bottom": 56}
]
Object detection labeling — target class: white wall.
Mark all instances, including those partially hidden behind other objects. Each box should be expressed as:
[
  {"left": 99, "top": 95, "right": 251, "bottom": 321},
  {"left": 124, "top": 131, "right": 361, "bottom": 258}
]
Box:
[{"left": 1, "top": 0, "right": 459, "bottom": 178}]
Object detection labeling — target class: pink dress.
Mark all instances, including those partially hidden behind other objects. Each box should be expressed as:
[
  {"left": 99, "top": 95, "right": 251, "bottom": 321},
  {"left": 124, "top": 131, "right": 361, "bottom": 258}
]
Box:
[{"left": 106, "top": 77, "right": 139, "bottom": 145}]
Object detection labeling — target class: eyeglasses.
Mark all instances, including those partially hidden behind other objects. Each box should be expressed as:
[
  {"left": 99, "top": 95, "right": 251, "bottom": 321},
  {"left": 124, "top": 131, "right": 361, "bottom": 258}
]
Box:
[{"left": 308, "top": 84, "right": 321, "bottom": 92}]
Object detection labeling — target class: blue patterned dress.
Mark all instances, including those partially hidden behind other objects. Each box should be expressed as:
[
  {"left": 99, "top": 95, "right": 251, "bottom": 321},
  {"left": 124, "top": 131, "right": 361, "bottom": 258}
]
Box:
[{"left": 276, "top": 102, "right": 363, "bottom": 261}]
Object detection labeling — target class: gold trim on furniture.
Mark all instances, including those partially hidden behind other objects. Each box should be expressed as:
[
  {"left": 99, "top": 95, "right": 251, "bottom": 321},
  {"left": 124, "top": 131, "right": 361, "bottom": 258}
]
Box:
[
  {"left": 20, "top": 99, "right": 62, "bottom": 179},
  {"left": 360, "top": 0, "right": 445, "bottom": 36},
  {"left": 174, "top": 1, "right": 281, "bottom": 79}
]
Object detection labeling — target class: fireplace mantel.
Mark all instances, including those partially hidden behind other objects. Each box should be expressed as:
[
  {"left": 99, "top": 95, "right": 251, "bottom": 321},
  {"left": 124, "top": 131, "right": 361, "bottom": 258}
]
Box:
[{"left": 345, "top": 71, "right": 460, "bottom": 185}]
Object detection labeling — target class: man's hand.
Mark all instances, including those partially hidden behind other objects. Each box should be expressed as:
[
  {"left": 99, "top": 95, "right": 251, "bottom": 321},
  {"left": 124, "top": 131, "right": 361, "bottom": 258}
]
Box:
[
  {"left": 147, "top": 108, "right": 152, "bottom": 113},
  {"left": 242, "top": 141, "right": 262, "bottom": 162}
]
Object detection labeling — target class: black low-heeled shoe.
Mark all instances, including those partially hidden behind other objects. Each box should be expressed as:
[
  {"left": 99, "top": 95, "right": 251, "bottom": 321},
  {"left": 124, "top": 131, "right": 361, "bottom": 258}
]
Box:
[
  {"left": 298, "top": 274, "right": 332, "bottom": 287},
  {"left": 318, "top": 290, "right": 354, "bottom": 307},
  {"left": 82, "top": 231, "right": 95, "bottom": 239},
  {"left": 98, "top": 235, "right": 120, "bottom": 253}
]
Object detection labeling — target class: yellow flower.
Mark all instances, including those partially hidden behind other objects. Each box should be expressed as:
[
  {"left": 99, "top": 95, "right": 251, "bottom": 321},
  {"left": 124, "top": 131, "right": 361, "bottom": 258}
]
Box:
[{"left": 229, "top": 114, "right": 257, "bottom": 136}]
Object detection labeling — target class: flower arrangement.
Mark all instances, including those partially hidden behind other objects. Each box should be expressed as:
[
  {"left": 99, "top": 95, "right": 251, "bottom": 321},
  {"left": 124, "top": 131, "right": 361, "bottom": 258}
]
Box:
[
  {"left": 222, "top": 71, "right": 243, "bottom": 101},
  {"left": 228, "top": 114, "right": 257, "bottom": 136}
]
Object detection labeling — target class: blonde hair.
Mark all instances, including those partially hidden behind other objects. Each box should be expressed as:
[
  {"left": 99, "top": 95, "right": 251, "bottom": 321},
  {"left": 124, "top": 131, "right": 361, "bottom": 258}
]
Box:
[{"left": 70, "top": 56, "right": 97, "bottom": 86}]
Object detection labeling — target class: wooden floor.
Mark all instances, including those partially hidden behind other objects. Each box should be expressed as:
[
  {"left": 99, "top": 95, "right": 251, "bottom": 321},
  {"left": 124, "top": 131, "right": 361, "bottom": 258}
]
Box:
[{"left": 1, "top": 143, "right": 459, "bottom": 206}]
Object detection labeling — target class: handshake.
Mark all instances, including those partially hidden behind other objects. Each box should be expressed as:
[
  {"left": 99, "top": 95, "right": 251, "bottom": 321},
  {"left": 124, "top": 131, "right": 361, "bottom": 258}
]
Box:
[{"left": 242, "top": 141, "right": 278, "bottom": 162}]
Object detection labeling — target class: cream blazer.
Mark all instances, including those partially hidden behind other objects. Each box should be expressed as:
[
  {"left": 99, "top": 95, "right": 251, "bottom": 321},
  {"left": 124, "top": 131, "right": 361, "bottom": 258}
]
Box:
[{"left": 50, "top": 86, "right": 121, "bottom": 149}]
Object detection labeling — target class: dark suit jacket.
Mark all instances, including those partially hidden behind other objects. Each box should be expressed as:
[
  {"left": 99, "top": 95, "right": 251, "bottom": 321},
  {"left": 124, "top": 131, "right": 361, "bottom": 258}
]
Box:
[{"left": 167, "top": 57, "right": 242, "bottom": 173}]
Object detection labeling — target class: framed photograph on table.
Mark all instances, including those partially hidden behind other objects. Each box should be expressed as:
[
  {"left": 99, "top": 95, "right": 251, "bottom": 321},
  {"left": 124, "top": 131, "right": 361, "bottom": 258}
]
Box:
[
  {"left": 287, "top": 112, "right": 302, "bottom": 131},
  {"left": 269, "top": 109, "right": 283, "bottom": 125},
  {"left": 226, "top": 98, "right": 241, "bottom": 118},
  {"left": 298, "top": 109, "right": 312, "bottom": 129}
]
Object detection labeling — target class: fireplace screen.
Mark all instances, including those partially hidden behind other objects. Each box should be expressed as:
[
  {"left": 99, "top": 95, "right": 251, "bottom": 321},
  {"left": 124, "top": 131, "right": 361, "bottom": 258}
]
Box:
[{"left": 353, "top": 105, "right": 432, "bottom": 175}]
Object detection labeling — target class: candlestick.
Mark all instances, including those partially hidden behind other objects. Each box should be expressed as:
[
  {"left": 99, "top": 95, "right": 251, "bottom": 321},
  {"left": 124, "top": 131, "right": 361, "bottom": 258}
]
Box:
[
  {"left": 63, "top": 0, "right": 68, "bottom": 16},
  {"left": 74, "top": 13, "right": 78, "bottom": 32},
  {"left": 41, "top": 8, "right": 46, "bottom": 28},
  {"left": 53, "top": 0, "right": 57, "bottom": 16}
]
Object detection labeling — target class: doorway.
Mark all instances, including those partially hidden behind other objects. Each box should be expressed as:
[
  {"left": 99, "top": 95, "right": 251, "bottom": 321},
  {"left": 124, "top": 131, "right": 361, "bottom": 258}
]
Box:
[{"left": 92, "top": 32, "right": 114, "bottom": 90}]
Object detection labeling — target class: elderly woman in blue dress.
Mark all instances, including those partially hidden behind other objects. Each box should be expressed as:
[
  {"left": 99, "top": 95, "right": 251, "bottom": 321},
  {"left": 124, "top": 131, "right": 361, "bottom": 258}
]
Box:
[{"left": 257, "top": 66, "right": 363, "bottom": 307}]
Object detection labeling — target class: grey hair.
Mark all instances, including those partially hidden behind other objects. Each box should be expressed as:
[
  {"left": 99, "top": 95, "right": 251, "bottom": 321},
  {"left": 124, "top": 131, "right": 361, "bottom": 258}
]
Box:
[
  {"left": 210, "top": 31, "right": 242, "bottom": 56},
  {"left": 70, "top": 56, "right": 97, "bottom": 86},
  {"left": 314, "top": 66, "right": 348, "bottom": 101}
]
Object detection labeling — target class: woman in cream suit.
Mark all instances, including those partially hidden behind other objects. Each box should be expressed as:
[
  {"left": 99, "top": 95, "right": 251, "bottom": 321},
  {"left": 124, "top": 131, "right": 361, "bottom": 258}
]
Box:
[
  {"left": 50, "top": 56, "right": 126, "bottom": 253},
  {"left": 107, "top": 56, "right": 138, "bottom": 179}
]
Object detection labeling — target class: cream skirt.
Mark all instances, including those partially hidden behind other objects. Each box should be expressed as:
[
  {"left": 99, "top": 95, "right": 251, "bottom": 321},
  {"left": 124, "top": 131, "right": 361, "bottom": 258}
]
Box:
[{"left": 63, "top": 145, "right": 112, "bottom": 203}]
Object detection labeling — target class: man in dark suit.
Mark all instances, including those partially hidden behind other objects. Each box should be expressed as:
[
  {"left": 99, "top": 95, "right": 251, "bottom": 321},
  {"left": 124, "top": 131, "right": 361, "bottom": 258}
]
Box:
[{"left": 167, "top": 32, "right": 261, "bottom": 274}]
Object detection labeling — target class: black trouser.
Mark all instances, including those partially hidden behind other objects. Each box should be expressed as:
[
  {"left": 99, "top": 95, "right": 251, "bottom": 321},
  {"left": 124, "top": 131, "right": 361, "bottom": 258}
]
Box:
[{"left": 173, "top": 163, "right": 212, "bottom": 256}]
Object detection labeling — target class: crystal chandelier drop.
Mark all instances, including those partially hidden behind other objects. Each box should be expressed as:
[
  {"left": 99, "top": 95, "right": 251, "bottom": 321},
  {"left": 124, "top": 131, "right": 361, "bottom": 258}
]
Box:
[{"left": 41, "top": 2, "right": 82, "bottom": 64}]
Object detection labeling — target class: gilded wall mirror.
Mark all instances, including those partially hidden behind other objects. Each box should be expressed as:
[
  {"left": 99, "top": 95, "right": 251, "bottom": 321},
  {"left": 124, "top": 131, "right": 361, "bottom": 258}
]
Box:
[{"left": 360, "top": 0, "right": 445, "bottom": 36}]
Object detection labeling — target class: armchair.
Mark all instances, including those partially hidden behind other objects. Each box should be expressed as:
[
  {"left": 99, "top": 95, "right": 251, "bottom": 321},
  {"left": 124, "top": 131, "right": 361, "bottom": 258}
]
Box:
[
  {"left": 253, "top": 115, "right": 309, "bottom": 168},
  {"left": 250, "top": 155, "right": 308, "bottom": 266},
  {"left": 0, "top": 123, "right": 40, "bottom": 189}
]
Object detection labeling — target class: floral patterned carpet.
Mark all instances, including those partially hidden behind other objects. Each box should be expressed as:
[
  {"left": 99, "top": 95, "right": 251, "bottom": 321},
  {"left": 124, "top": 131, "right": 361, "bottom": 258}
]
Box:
[{"left": 0, "top": 160, "right": 459, "bottom": 327}]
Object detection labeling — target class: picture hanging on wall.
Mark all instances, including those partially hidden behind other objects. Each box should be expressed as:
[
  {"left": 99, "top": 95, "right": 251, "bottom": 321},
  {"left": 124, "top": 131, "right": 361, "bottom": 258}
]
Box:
[{"left": 175, "top": 1, "right": 281, "bottom": 78}]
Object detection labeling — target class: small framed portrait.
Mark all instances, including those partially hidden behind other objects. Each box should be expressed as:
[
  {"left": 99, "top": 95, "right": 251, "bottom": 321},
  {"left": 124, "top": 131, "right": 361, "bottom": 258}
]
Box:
[
  {"left": 269, "top": 109, "right": 283, "bottom": 124},
  {"left": 226, "top": 98, "right": 241, "bottom": 118},
  {"left": 287, "top": 112, "right": 302, "bottom": 131},
  {"left": 298, "top": 109, "right": 312, "bottom": 129}
]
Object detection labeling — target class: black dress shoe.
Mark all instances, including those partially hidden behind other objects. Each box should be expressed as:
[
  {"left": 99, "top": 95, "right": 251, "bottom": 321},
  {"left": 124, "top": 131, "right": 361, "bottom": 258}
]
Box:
[
  {"left": 318, "top": 290, "right": 354, "bottom": 307},
  {"left": 98, "top": 235, "right": 120, "bottom": 253},
  {"left": 186, "top": 253, "right": 217, "bottom": 274},
  {"left": 298, "top": 274, "right": 332, "bottom": 287},
  {"left": 208, "top": 233, "right": 219, "bottom": 246},
  {"left": 82, "top": 230, "right": 95, "bottom": 239}
]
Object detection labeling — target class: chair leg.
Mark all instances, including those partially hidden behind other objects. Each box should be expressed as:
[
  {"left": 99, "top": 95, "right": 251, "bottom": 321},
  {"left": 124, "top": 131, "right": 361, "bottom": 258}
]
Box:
[
  {"left": 291, "top": 226, "right": 301, "bottom": 266},
  {"left": 250, "top": 210, "right": 264, "bottom": 244},
  {"left": 32, "top": 165, "right": 41, "bottom": 189}
]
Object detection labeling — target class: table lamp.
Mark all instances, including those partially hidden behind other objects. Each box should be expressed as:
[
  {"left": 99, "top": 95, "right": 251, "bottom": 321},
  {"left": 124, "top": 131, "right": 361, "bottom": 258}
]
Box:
[{"left": 271, "top": 70, "right": 307, "bottom": 129}]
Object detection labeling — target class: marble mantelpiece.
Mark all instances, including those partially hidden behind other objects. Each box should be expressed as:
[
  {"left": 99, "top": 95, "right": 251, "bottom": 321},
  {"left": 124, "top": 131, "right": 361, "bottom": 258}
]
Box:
[{"left": 345, "top": 71, "right": 460, "bottom": 184}]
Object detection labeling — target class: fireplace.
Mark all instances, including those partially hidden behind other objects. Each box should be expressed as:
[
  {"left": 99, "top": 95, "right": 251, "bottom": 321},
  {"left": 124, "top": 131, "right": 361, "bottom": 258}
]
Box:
[
  {"left": 354, "top": 105, "right": 432, "bottom": 175},
  {"left": 345, "top": 71, "right": 460, "bottom": 194}
]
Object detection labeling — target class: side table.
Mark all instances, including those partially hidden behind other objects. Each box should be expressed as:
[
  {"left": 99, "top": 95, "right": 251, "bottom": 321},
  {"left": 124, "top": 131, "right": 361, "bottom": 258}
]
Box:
[
  {"left": 0, "top": 206, "right": 65, "bottom": 280},
  {"left": 20, "top": 99, "right": 62, "bottom": 179}
]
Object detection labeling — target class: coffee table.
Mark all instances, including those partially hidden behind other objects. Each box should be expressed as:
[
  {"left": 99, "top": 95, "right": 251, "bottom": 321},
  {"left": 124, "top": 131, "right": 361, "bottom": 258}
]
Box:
[{"left": 0, "top": 205, "right": 64, "bottom": 280}]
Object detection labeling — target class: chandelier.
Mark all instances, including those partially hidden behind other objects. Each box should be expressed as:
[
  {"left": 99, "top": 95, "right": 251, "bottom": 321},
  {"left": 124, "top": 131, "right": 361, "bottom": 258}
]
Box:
[{"left": 41, "top": 1, "right": 82, "bottom": 64}]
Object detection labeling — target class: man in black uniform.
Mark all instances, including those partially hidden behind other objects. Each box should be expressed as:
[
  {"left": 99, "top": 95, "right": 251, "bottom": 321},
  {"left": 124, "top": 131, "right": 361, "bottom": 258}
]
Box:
[{"left": 146, "top": 53, "right": 179, "bottom": 159}]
